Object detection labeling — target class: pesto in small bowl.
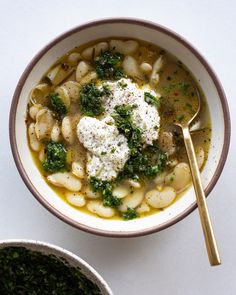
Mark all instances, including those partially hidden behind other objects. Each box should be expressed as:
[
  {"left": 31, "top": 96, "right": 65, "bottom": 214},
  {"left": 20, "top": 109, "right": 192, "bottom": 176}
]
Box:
[
  {"left": 0, "top": 240, "right": 112, "bottom": 295},
  {"left": 0, "top": 247, "right": 100, "bottom": 294}
]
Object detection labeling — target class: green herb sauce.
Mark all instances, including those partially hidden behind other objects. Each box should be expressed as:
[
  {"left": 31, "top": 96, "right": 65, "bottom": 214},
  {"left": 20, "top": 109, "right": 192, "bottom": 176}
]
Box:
[{"left": 0, "top": 247, "right": 101, "bottom": 295}]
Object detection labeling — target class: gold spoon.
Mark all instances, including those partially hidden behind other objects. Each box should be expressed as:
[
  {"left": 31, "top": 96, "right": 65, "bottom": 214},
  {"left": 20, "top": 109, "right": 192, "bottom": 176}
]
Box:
[{"left": 174, "top": 87, "right": 221, "bottom": 266}]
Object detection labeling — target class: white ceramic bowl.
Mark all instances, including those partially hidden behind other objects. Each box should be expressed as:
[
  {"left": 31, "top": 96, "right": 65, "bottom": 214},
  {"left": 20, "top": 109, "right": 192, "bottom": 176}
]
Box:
[
  {"left": 0, "top": 239, "right": 113, "bottom": 294},
  {"left": 9, "top": 18, "right": 230, "bottom": 237}
]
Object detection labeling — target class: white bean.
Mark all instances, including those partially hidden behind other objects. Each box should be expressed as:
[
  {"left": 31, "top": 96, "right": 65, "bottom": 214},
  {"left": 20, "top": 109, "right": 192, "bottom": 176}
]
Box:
[
  {"left": 165, "top": 162, "right": 191, "bottom": 192},
  {"left": 29, "top": 104, "right": 42, "bottom": 120},
  {"left": 34, "top": 83, "right": 50, "bottom": 93},
  {"left": 94, "top": 42, "right": 109, "bottom": 56},
  {"left": 150, "top": 55, "right": 164, "bottom": 87},
  {"left": 109, "top": 40, "right": 139, "bottom": 54},
  {"left": 28, "top": 123, "right": 41, "bottom": 152},
  {"left": 196, "top": 146, "right": 205, "bottom": 169},
  {"left": 136, "top": 201, "right": 150, "bottom": 214},
  {"left": 166, "top": 158, "right": 178, "bottom": 167},
  {"left": 82, "top": 42, "right": 108, "bottom": 60},
  {"left": 72, "top": 161, "right": 85, "bottom": 179},
  {"left": 35, "top": 109, "right": 54, "bottom": 140},
  {"left": 47, "top": 65, "right": 60, "bottom": 84},
  {"left": 63, "top": 81, "right": 80, "bottom": 101},
  {"left": 150, "top": 73, "right": 160, "bottom": 85},
  {"left": 55, "top": 85, "right": 70, "bottom": 109},
  {"left": 146, "top": 187, "right": 176, "bottom": 209},
  {"left": 76, "top": 61, "right": 90, "bottom": 81},
  {"left": 83, "top": 187, "right": 100, "bottom": 199},
  {"left": 66, "top": 192, "right": 86, "bottom": 207},
  {"left": 159, "top": 131, "right": 176, "bottom": 156},
  {"left": 79, "top": 71, "right": 97, "bottom": 85},
  {"left": 38, "top": 147, "right": 46, "bottom": 162},
  {"left": 67, "top": 52, "right": 81, "bottom": 64},
  {"left": 61, "top": 116, "right": 75, "bottom": 144},
  {"left": 87, "top": 200, "right": 115, "bottom": 218},
  {"left": 81, "top": 47, "right": 93, "bottom": 60},
  {"left": 46, "top": 65, "right": 73, "bottom": 86},
  {"left": 140, "top": 62, "right": 152, "bottom": 73},
  {"left": 30, "top": 83, "right": 50, "bottom": 102},
  {"left": 51, "top": 122, "right": 61, "bottom": 142},
  {"left": 153, "top": 55, "right": 164, "bottom": 72},
  {"left": 126, "top": 179, "right": 141, "bottom": 188},
  {"left": 123, "top": 56, "right": 143, "bottom": 79},
  {"left": 154, "top": 171, "right": 167, "bottom": 185},
  {"left": 119, "top": 189, "right": 144, "bottom": 212},
  {"left": 112, "top": 184, "right": 130, "bottom": 199},
  {"left": 47, "top": 172, "right": 82, "bottom": 191}
]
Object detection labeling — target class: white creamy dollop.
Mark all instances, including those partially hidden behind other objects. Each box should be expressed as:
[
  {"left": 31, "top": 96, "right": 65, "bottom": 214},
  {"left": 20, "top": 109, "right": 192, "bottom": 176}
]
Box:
[
  {"left": 103, "top": 78, "right": 160, "bottom": 145},
  {"left": 77, "top": 78, "right": 160, "bottom": 181},
  {"left": 77, "top": 116, "right": 130, "bottom": 181}
]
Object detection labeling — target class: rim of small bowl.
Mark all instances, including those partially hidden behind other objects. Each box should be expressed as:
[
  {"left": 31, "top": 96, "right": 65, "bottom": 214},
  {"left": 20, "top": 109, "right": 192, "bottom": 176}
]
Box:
[
  {"left": 0, "top": 239, "right": 113, "bottom": 295},
  {"left": 9, "top": 17, "right": 231, "bottom": 237}
]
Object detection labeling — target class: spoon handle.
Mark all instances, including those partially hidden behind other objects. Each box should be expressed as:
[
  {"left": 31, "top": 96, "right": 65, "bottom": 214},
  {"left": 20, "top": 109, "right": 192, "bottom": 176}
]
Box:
[{"left": 182, "top": 126, "right": 221, "bottom": 266}]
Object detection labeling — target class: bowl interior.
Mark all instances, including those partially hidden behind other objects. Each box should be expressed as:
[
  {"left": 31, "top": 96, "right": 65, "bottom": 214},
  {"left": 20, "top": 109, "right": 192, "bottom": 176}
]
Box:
[
  {"left": 0, "top": 239, "right": 112, "bottom": 294},
  {"left": 11, "top": 19, "right": 229, "bottom": 236}
]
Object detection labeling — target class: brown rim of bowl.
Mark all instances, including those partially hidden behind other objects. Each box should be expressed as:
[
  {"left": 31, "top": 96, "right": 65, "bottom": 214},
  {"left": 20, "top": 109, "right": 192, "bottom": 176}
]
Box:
[{"left": 9, "top": 18, "right": 231, "bottom": 238}]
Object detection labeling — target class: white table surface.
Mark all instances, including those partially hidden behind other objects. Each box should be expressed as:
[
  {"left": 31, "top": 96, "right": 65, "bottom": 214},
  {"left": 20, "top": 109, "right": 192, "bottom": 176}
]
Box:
[{"left": 0, "top": 0, "right": 236, "bottom": 294}]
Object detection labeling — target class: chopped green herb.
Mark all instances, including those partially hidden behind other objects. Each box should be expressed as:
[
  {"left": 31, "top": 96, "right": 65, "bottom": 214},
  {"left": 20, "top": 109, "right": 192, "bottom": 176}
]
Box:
[
  {"left": 185, "top": 103, "right": 192, "bottom": 108},
  {"left": 177, "top": 82, "right": 190, "bottom": 96},
  {"left": 118, "top": 80, "right": 127, "bottom": 89},
  {"left": 0, "top": 246, "right": 101, "bottom": 294},
  {"left": 90, "top": 177, "right": 121, "bottom": 207},
  {"left": 112, "top": 105, "right": 167, "bottom": 181},
  {"left": 169, "top": 176, "right": 175, "bottom": 182},
  {"left": 47, "top": 92, "right": 67, "bottom": 119},
  {"left": 80, "top": 83, "right": 106, "bottom": 117},
  {"left": 95, "top": 50, "right": 124, "bottom": 80},
  {"left": 111, "top": 147, "right": 116, "bottom": 154},
  {"left": 177, "top": 114, "right": 185, "bottom": 122},
  {"left": 144, "top": 92, "right": 160, "bottom": 107},
  {"left": 101, "top": 151, "right": 107, "bottom": 155},
  {"left": 122, "top": 207, "right": 139, "bottom": 220},
  {"left": 42, "top": 141, "right": 67, "bottom": 173},
  {"left": 112, "top": 104, "right": 142, "bottom": 155},
  {"left": 118, "top": 144, "right": 167, "bottom": 180},
  {"left": 102, "top": 84, "right": 112, "bottom": 96}
]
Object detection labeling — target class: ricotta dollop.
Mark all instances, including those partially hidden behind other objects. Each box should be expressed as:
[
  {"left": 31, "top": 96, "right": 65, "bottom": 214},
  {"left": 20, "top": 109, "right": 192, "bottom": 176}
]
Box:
[
  {"left": 77, "top": 116, "right": 130, "bottom": 181},
  {"left": 77, "top": 79, "right": 160, "bottom": 180},
  {"left": 103, "top": 79, "right": 160, "bottom": 145}
]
